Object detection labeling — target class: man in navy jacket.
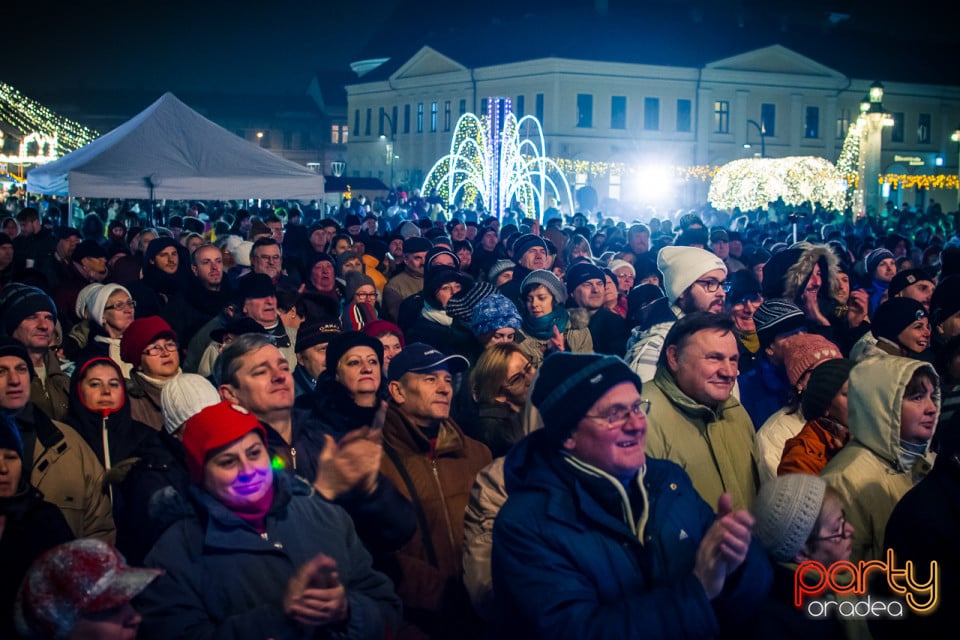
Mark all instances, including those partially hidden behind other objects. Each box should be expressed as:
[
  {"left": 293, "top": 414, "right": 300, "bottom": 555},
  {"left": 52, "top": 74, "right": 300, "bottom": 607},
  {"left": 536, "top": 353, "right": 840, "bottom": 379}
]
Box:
[{"left": 492, "top": 351, "right": 771, "bottom": 638}]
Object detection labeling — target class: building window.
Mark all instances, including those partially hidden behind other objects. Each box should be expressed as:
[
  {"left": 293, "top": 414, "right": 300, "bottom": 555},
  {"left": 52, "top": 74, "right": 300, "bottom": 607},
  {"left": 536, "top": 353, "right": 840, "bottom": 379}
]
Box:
[
  {"left": 576, "top": 94, "right": 593, "bottom": 128},
  {"left": 516, "top": 95, "right": 525, "bottom": 117},
  {"left": 891, "top": 112, "right": 904, "bottom": 142},
  {"left": 378, "top": 109, "right": 385, "bottom": 137},
  {"left": 714, "top": 100, "right": 729, "bottom": 134},
  {"left": 431, "top": 102, "right": 438, "bottom": 132},
  {"left": 836, "top": 108, "right": 850, "bottom": 138},
  {"left": 610, "top": 96, "right": 626, "bottom": 130},
  {"left": 677, "top": 99, "right": 691, "bottom": 132},
  {"left": 535, "top": 93, "right": 544, "bottom": 124},
  {"left": 331, "top": 124, "right": 341, "bottom": 144},
  {"left": 761, "top": 103, "right": 776, "bottom": 137},
  {"left": 480, "top": 98, "right": 488, "bottom": 115},
  {"left": 353, "top": 109, "right": 360, "bottom": 136},
  {"left": 417, "top": 103, "right": 424, "bottom": 133},
  {"left": 644, "top": 97, "right": 659, "bottom": 131},
  {"left": 609, "top": 174, "right": 621, "bottom": 200},
  {"left": 444, "top": 101, "right": 451, "bottom": 131},
  {"left": 918, "top": 113, "right": 931, "bottom": 144},
  {"left": 340, "top": 125, "right": 348, "bottom": 144},
  {"left": 403, "top": 104, "right": 411, "bottom": 134},
  {"left": 804, "top": 106, "right": 819, "bottom": 138},
  {"left": 391, "top": 106, "right": 398, "bottom": 136},
  {"left": 459, "top": 99, "right": 466, "bottom": 116}
]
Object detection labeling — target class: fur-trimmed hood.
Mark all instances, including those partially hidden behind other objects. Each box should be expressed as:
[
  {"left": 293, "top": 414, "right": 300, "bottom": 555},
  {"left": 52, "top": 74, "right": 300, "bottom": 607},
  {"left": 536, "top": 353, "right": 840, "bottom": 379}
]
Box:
[{"left": 779, "top": 243, "right": 841, "bottom": 305}]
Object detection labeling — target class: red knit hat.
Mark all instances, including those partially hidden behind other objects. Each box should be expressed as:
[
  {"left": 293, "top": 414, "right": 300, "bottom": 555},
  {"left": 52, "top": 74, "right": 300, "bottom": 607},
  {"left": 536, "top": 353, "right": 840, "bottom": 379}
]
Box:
[
  {"left": 182, "top": 401, "right": 267, "bottom": 483},
  {"left": 119, "top": 316, "right": 177, "bottom": 370}
]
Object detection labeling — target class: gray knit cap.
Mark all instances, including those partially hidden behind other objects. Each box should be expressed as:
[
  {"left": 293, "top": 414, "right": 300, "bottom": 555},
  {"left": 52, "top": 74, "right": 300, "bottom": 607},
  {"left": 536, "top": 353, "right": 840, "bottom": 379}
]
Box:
[
  {"left": 753, "top": 473, "right": 827, "bottom": 562},
  {"left": 520, "top": 269, "right": 566, "bottom": 305},
  {"left": 488, "top": 259, "right": 515, "bottom": 283}
]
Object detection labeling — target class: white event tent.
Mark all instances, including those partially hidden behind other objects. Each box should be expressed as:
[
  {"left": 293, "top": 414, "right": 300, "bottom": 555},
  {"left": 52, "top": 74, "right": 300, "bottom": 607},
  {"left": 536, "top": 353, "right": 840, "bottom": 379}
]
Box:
[{"left": 27, "top": 92, "right": 325, "bottom": 201}]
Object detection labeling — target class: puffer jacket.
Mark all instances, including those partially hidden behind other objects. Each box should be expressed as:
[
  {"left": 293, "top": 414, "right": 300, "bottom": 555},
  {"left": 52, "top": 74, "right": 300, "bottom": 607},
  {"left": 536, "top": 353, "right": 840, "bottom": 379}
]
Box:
[
  {"left": 379, "top": 405, "right": 492, "bottom": 614},
  {"left": 491, "top": 430, "right": 771, "bottom": 639},
  {"left": 820, "top": 356, "right": 938, "bottom": 563},
  {"left": 517, "top": 308, "right": 594, "bottom": 369},
  {"left": 138, "top": 473, "right": 402, "bottom": 640},
  {"left": 13, "top": 402, "right": 116, "bottom": 543},
  {"left": 624, "top": 305, "right": 683, "bottom": 382},
  {"left": 644, "top": 368, "right": 759, "bottom": 511}
]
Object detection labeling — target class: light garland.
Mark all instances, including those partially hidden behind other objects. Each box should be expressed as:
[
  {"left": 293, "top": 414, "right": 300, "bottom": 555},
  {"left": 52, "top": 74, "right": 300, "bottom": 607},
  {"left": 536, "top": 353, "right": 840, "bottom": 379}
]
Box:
[
  {"left": 879, "top": 173, "right": 959, "bottom": 190},
  {"left": 707, "top": 156, "right": 847, "bottom": 212},
  {"left": 0, "top": 82, "right": 99, "bottom": 160}
]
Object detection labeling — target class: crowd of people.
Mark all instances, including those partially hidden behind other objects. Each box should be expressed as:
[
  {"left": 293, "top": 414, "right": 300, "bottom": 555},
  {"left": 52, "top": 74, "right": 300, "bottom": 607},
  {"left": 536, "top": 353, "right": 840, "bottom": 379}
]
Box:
[{"left": 0, "top": 190, "right": 958, "bottom": 638}]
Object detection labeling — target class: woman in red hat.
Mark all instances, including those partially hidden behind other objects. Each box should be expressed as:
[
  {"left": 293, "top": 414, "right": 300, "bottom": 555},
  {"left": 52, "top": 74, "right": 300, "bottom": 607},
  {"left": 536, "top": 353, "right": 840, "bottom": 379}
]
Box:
[{"left": 135, "top": 401, "right": 400, "bottom": 639}]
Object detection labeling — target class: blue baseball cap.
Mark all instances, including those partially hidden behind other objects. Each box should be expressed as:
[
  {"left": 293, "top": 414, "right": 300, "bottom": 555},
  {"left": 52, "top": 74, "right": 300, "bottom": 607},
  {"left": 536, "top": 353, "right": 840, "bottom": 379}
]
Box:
[{"left": 388, "top": 342, "right": 469, "bottom": 381}]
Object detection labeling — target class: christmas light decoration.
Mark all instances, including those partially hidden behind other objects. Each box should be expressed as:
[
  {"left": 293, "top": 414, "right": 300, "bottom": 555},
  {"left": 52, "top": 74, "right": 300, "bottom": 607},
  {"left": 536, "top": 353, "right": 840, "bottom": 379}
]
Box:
[
  {"left": 0, "top": 82, "right": 99, "bottom": 165},
  {"left": 421, "top": 100, "right": 574, "bottom": 223},
  {"left": 707, "top": 156, "right": 846, "bottom": 212}
]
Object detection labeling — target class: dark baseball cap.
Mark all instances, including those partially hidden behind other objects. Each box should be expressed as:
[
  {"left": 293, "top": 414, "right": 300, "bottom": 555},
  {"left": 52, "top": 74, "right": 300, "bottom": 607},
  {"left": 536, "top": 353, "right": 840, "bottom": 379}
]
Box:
[{"left": 387, "top": 342, "right": 469, "bottom": 381}]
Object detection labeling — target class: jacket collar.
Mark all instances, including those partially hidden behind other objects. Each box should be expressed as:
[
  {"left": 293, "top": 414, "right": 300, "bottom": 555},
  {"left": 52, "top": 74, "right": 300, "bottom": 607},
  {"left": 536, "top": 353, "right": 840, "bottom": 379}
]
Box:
[
  {"left": 653, "top": 367, "right": 737, "bottom": 423},
  {"left": 384, "top": 404, "right": 467, "bottom": 457}
]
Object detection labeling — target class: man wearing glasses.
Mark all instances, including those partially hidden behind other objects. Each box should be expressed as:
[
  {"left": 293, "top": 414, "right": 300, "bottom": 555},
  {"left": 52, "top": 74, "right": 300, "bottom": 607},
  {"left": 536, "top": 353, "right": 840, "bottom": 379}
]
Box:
[
  {"left": 120, "top": 316, "right": 182, "bottom": 431},
  {"left": 250, "top": 237, "right": 299, "bottom": 291},
  {"left": 643, "top": 312, "right": 759, "bottom": 512},
  {"left": 492, "top": 350, "right": 770, "bottom": 638},
  {"left": 626, "top": 245, "right": 727, "bottom": 382}
]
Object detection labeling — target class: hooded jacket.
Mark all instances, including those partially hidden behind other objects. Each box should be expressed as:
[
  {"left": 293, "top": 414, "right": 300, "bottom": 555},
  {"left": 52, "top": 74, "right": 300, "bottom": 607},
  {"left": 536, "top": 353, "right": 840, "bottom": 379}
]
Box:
[
  {"left": 820, "top": 356, "right": 938, "bottom": 563},
  {"left": 644, "top": 368, "right": 759, "bottom": 512},
  {"left": 491, "top": 430, "right": 771, "bottom": 639}
]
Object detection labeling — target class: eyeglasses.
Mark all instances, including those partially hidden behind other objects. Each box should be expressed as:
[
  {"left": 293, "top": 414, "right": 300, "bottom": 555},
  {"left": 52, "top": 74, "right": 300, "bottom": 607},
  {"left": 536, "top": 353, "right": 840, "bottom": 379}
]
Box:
[
  {"left": 584, "top": 398, "right": 651, "bottom": 428},
  {"left": 142, "top": 341, "right": 178, "bottom": 357},
  {"left": 694, "top": 279, "right": 724, "bottom": 293},
  {"left": 104, "top": 299, "right": 136, "bottom": 311},
  {"left": 354, "top": 292, "right": 377, "bottom": 301},
  {"left": 503, "top": 361, "right": 534, "bottom": 388},
  {"left": 808, "top": 510, "right": 849, "bottom": 543}
]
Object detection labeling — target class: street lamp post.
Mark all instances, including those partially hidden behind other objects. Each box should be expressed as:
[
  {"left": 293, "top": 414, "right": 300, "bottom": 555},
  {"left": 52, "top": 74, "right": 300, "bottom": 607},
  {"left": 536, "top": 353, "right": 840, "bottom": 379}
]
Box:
[
  {"left": 744, "top": 119, "right": 766, "bottom": 158},
  {"left": 379, "top": 108, "right": 397, "bottom": 189},
  {"left": 856, "top": 81, "right": 894, "bottom": 217}
]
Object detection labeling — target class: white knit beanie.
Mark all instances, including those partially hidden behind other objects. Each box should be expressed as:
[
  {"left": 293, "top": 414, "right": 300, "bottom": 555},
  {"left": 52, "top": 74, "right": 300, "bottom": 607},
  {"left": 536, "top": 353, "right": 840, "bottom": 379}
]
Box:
[
  {"left": 235, "top": 241, "right": 253, "bottom": 268},
  {"left": 88, "top": 284, "right": 131, "bottom": 328},
  {"left": 75, "top": 283, "right": 104, "bottom": 320},
  {"left": 753, "top": 473, "right": 827, "bottom": 562},
  {"left": 160, "top": 373, "right": 221, "bottom": 434},
  {"left": 607, "top": 259, "right": 635, "bottom": 276},
  {"left": 656, "top": 246, "right": 727, "bottom": 303}
]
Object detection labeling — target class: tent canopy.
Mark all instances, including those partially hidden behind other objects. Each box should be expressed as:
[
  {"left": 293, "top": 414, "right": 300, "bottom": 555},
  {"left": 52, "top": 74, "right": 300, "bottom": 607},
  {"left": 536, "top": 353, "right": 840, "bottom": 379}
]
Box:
[{"left": 27, "top": 92, "right": 325, "bottom": 201}]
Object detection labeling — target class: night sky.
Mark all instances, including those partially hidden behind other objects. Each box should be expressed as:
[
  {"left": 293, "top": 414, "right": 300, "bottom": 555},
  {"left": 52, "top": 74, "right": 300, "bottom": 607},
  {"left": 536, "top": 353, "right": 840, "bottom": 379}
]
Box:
[{"left": 5, "top": 0, "right": 956, "bottom": 113}]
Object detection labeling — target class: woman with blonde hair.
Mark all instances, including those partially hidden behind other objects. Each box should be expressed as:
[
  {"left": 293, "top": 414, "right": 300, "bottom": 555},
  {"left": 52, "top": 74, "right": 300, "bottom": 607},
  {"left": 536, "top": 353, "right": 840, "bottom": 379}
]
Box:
[{"left": 465, "top": 343, "right": 534, "bottom": 457}]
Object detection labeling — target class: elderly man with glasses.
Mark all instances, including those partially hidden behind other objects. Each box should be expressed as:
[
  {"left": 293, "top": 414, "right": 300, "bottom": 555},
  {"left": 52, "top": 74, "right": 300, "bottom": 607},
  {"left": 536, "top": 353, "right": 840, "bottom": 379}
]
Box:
[{"left": 491, "top": 350, "right": 770, "bottom": 639}]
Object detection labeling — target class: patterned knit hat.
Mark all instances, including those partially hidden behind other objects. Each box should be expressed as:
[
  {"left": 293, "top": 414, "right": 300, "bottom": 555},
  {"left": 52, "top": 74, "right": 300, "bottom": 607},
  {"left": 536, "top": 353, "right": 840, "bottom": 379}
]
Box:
[
  {"left": 779, "top": 333, "right": 842, "bottom": 387},
  {"left": 754, "top": 299, "right": 806, "bottom": 349},
  {"left": 446, "top": 280, "right": 496, "bottom": 323},
  {"left": 752, "top": 473, "right": 827, "bottom": 562},
  {"left": 864, "top": 248, "right": 895, "bottom": 279},
  {"left": 521, "top": 269, "right": 566, "bottom": 305},
  {"left": 470, "top": 293, "right": 522, "bottom": 337}
]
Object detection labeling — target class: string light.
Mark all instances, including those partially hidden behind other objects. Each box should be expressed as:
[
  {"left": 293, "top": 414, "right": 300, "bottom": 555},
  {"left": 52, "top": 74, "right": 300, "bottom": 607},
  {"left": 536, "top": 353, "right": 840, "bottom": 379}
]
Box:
[{"left": 0, "top": 82, "right": 99, "bottom": 161}]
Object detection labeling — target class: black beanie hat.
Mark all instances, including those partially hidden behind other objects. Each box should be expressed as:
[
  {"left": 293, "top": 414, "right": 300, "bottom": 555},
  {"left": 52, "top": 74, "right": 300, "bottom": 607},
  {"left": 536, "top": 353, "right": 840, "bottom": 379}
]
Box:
[
  {"left": 801, "top": 358, "right": 856, "bottom": 421},
  {"left": 423, "top": 266, "right": 465, "bottom": 308},
  {"left": 0, "top": 284, "right": 57, "bottom": 336},
  {"left": 871, "top": 298, "right": 928, "bottom": 343},
  {"left": 324, "top": 330, "right": 384, "bottom": 372},
  {"left": 532, "top": 351, "right": 641, "bottom": 438},
  {"left": 0, "top": 335, "right": 34, "bottom": 378},
  {"left": 512, "top": 233, "right": 548, "bottom": 264},
  {"left": 931, "top": 275, "right": 960, "bottom": 327}
]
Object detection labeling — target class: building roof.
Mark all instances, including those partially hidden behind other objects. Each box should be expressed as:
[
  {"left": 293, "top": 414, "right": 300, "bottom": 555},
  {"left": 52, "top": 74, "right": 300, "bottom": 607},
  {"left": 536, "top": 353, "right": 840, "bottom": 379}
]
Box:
[{"left": 350, "top": 3, "right": 959, "bottom": 86}]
